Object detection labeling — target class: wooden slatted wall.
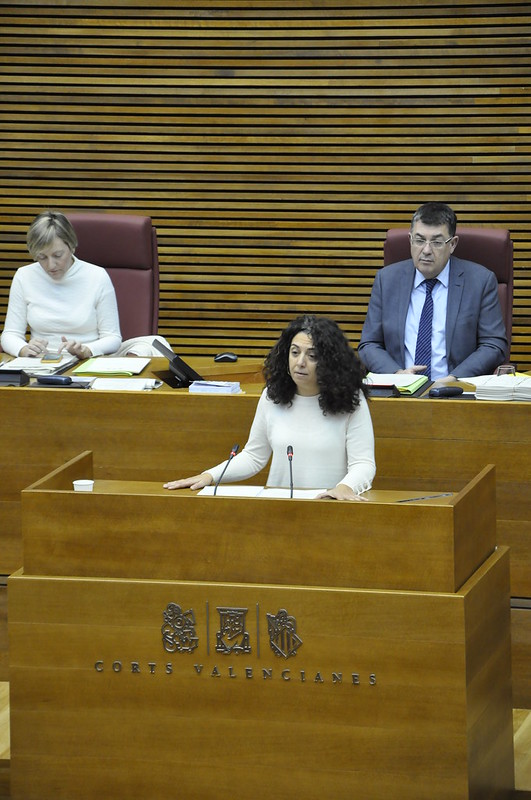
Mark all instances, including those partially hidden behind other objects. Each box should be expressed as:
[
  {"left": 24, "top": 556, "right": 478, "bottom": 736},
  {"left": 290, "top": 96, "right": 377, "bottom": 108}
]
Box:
[{"left": 1, "top": 0, "right": 530, "bottom": 367}]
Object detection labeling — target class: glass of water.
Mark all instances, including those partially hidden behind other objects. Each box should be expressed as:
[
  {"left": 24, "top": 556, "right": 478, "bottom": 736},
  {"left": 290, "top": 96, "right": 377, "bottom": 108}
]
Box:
[{"left": 496, "top": 364, "right": 516, "bottom": 376}]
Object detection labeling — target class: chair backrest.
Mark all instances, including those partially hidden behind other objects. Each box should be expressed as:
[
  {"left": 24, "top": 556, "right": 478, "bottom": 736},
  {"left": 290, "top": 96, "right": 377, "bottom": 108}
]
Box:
[
  {"left": 383, "top": 226, "right": 513, "bottom": 346},
  {"left": 68, "top": 212, "right": 159, "bottom": 340}
]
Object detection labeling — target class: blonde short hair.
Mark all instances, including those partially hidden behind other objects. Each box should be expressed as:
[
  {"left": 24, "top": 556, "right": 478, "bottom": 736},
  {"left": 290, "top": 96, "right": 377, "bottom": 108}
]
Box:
[{"left": 26, "top": 211, "right": 78, "bottom": 259}]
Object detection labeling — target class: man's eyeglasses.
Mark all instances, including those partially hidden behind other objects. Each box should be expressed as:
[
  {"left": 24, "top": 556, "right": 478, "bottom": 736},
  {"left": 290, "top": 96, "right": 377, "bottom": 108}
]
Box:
[{"left": 409, "top": 235, "right": 454, "bottom": 250}]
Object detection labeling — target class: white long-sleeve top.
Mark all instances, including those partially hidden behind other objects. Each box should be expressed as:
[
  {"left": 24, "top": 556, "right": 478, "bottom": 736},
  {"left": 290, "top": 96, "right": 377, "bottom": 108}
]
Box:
[
  {"left": 207, "top": 389, "right": 376, "bottom": 493},
  {"left": 0, "top": 257, "right": 122, "bottom": 356}
]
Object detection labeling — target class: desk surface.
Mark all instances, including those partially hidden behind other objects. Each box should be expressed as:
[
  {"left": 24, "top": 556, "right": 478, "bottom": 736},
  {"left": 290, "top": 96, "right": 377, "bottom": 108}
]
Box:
[
  {"left": 1, "top": 354, "right": 265, "bottom": 391},
  {"left": 43, "top": 479, "right": 458, "bottom": 505}
]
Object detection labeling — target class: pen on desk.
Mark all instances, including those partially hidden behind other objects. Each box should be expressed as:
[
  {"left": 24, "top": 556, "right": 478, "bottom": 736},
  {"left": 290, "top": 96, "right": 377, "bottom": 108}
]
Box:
[{"left": 396, "top": 492, "right": 453, "bottom": 503}]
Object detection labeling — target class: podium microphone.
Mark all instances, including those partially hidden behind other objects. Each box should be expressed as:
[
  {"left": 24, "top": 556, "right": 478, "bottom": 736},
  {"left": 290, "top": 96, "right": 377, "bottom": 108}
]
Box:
[
  {"left": 213, "top": 444, "right": 240, "bottom": 495},
  {"left": 287, "top": 445, "right": 294, "bottom": 498}
]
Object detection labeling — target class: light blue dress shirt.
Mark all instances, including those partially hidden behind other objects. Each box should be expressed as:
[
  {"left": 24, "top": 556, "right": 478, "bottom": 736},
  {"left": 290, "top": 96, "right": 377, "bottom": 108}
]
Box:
[{"left": 404, "top": 262, "right": 450, "bottom": 380}]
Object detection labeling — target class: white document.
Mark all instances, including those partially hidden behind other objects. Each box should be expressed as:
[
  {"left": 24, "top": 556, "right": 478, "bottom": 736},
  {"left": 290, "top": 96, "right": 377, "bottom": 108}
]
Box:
[
  {"left": 364, "top": 372, "right": 427, "bottom": 389},
  {"left": 189, "top": 381, "right": 241, "bottom": 394},
  {"left": 459, "top": 375, "right": 498, "bottom": 386},
  {"left": 90, "top": 378, "right": 162, "bottom": 391},
  {"left": 199, "top": 485, "right": 263, "bottom": 497},
  {"left": 259, "top": 487, "right": 326, "bottom": 499},
  {"left": 199, "top": 485, "right": 325, "bottom": 499}
]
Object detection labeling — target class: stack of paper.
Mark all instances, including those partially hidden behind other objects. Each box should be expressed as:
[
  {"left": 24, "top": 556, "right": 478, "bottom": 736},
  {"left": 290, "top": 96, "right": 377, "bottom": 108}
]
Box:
[
  {"left": 364, "top": 373, "right": 428, "bottom": 395},
  {"left": 73, "top": 357, "right": 150, "bottom": 376},
  {"left": 0, "top": 353, "right": 77, "bottom": 375},
  {"left": 462, "top": 374, "right": 531, "bottom": 401},
  {"left": 189, "top": 380, "right": 240, "bottom": 394},
  {"left": 514, "top": 378, "right": 531, "bottom": 401},
  {"left": 475, "top": 376, "right": 515, "bottom": 401}
]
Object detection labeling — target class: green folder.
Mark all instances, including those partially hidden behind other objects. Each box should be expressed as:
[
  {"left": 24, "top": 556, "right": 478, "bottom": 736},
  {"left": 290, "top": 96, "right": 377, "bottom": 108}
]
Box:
[{"left": 73, "top": 357, "right": 150, "bottom": 377}]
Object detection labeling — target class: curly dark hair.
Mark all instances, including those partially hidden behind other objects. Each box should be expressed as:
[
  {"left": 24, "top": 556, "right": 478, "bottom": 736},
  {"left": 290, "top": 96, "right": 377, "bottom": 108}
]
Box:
[{"left": 263, "top": 314, "right": 368, "bottom": 414}]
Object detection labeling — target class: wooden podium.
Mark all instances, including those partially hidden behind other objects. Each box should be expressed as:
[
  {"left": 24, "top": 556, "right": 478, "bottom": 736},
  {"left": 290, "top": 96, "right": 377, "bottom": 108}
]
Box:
[{"left": 8, "top": 452, "right": 514, "bottom": 799}]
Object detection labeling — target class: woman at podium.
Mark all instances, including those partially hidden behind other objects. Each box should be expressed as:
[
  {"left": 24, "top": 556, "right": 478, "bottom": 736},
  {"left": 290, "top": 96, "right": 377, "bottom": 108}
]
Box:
[{"left": 164, "top": 315, "right": 376, "bottom": 501}]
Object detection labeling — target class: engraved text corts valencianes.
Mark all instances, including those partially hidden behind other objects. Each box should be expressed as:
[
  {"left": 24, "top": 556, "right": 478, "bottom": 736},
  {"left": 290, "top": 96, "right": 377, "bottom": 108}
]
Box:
[{"left": 94, "top": 601, "right": 377, "bottom": 686}]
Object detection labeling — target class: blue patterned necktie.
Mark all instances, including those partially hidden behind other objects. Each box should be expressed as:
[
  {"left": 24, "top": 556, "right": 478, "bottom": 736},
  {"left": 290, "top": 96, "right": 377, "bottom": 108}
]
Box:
[{"left": 414, "top": 278, "right": 438, "bottom": 378}]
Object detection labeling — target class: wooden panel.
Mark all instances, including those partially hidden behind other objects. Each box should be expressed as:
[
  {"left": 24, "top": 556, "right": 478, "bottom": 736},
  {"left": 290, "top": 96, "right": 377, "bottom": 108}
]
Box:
[
  {"left": 20, "top": 452, "right": 496, "bottom": 593},
  {"left": 368, "top": 397, "right": 531, "bottom": 600},
  {"left": 463, "top": 549, "right": 514, "bottom": 794},
  {"left": 512, "top": 607, "right": 531, "bottom": 710},
  {"left": 0, "top": 1, "right": 529, "bottom": 368},
  {"left": 7, "top": 548, "right": 514, "bottom": 800},
  {"left": 0, "top": 584, "right": 7, "bottom": 683},
  {"left": 0, "top": 503, "right": 20, "bottom": 581}
]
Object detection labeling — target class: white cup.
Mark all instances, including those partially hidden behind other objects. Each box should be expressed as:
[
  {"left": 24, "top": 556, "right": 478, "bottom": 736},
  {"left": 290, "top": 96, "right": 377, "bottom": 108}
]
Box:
[{"left": 73, "top": 479, "right": 94, "bottom": 492}]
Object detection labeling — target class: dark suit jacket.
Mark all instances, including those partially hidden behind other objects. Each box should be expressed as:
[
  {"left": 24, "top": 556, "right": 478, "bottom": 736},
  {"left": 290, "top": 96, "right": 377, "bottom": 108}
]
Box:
[{"left": 358, "top": 256, "right": 508, "bottom": 378}]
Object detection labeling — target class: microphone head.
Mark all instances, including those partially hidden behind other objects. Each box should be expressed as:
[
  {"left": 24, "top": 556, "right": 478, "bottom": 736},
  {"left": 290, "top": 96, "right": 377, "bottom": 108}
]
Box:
[
  {"left": 230, "top": 444, "right": 240, "bottom": 457},
  {"left": 287, "top": 445, "right": 293, "bottom": 459}
]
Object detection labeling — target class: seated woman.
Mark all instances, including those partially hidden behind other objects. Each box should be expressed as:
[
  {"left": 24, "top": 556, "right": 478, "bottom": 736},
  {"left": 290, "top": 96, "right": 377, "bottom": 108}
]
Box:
[
  {"left": 164, "top": 314, "right": 376, "bottom": 501},
  {"left": 0, "top": 210, "right": 167, "bottom": 359}
]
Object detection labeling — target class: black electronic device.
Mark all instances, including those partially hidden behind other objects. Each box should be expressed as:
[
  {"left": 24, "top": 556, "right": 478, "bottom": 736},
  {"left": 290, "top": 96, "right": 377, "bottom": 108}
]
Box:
[
  {"left": 37, "top": 375, "right": 73, "bottom": 386},
  {"left": 0, "top": 369, "right": 30, "bottom": 387},
  {"left": 214, "top": 352, "right": 238, "bottom": 363},
  {"left": 428, "top": 386, "right": 464, "bottom": 398},
  {"left": 152, "top": 339, "right": 204, "bottom": 388}
]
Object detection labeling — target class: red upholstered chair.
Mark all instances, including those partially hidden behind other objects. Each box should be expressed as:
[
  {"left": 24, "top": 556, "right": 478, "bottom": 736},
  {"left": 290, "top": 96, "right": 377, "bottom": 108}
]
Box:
[
  {"left": 68, "top": 212, "right": 159, "bottom": 341},
  {"left": 383, "top": 227, "right": 514, "bottom": 347}
]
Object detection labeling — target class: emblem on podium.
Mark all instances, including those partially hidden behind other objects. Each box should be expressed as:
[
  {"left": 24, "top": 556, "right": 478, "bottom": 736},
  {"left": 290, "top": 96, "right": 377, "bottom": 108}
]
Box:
[
  {"left": 161, "top": 603, "right": 199, "bottom": 653},
  {"left": 266, "top": 609, "right": 303, "bottom": 658},
  {"left": 215, "top": 607, "right": 251, "bottom": 654}
]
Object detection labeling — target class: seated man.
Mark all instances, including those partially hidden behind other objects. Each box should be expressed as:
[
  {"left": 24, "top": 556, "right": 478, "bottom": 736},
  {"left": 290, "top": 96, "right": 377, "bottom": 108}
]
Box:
[{"left": 358, "top": 202, "right": 508, "bottom": 381}]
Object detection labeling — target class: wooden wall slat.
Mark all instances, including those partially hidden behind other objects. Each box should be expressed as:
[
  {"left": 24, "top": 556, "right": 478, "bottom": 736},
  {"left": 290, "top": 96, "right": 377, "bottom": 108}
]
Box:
[{"left": 0, "top": 0, "right": 529, "bottom": 365}]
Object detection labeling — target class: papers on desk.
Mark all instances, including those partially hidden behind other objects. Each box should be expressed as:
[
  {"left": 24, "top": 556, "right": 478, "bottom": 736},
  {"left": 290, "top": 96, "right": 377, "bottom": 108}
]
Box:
[
  {"left": 461, "top": 374, "right": 531, "bottom": 401},
  {"left": 199, "top": 485, "right": 326, "bottom": 499},
  {"left": 89, "top": 378, "right": 162, "bottom": 391},
  {"left": 364, "top": 373, "right": 429, "bottom": 395},
  {"left": 73, "top": 357, "right": 150, "bottom": 376},
  {"left": 189, "top": 380, "right": 241, "bottom": 394},
  {"left": 0, "top": 353, "right": 77, "bottom": 375}
]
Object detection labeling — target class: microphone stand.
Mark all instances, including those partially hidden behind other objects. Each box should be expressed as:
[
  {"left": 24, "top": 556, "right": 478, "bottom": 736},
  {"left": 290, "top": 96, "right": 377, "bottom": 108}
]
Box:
[
  {"left": 213, "top": 444, "right": 239, "bottom": 495},
  {"left": 287, "top": 445, "right": 293, "bottom": 498}
]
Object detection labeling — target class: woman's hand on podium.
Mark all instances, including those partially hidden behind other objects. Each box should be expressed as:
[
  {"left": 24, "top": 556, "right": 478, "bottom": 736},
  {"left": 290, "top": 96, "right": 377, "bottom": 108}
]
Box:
[
  {"left": 163, "top": 472, "right": 213, "bottom": 491},
  {"left": 316, "top": 483, "right": 369, "bottom": 502}
]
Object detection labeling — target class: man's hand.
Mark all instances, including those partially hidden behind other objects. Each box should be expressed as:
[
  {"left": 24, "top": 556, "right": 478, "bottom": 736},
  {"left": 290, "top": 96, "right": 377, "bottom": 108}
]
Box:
[
  {"left": 431, "top": 375, "right": 457, "bottom": 385},
  {"left": 396, "top": 365, "right": 427, "bottom": 374}
]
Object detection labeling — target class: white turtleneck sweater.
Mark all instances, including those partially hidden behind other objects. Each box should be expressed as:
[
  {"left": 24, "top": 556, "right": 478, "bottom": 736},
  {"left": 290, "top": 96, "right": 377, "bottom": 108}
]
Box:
[
  {"left": 207, "top": 389, "right": 376, "bottom": 493},
  {"left": 1, "top": 257, "right": 122, "bottom": 356}
]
